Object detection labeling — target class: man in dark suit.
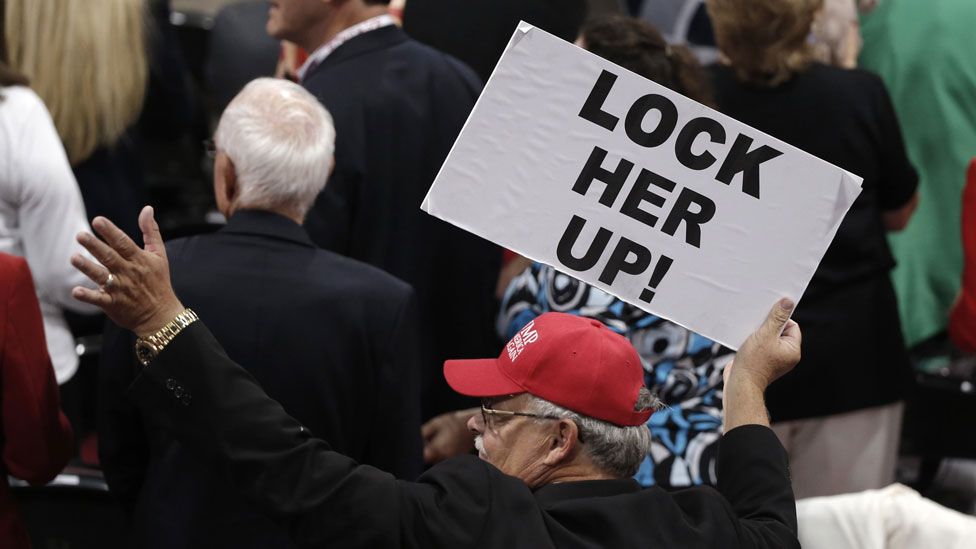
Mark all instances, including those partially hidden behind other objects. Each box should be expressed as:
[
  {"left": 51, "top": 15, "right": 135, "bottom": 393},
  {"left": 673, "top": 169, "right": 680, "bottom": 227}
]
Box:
[
  {"left": 401, "top": 0, "right": 590, "bottom": 83},
  {"left": 72, "top": 213, "right": 802, "bottom": 548},
  {"left": 98, "top": 78, "right": 422, "bottom": 549},
  {"left": 267, "top": 0, "right": 502, "bottom": 419}
]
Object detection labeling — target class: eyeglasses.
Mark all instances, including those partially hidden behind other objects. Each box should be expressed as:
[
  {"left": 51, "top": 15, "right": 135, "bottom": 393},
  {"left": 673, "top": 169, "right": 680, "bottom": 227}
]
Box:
[
  {"left": 480, "top": 404, "right": 585, "bottom": 442},
  {"left": 480, "top": 405, "right": 563, "bottom": 427}
]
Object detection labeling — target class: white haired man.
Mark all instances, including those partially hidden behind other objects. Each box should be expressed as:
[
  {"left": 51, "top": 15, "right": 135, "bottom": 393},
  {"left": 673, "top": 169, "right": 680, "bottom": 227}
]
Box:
[
  {"left": 97, "top": 78, "right": 423, "bottom": 549},
  {"left": 77, "top": 205, "right": 800, "bottom": 548}
]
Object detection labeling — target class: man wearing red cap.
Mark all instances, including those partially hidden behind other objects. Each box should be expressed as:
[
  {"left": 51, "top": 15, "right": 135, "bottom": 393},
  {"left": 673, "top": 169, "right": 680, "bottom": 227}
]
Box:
[{"left": 70, "top": 209, "right": 801, "bottom": 548}]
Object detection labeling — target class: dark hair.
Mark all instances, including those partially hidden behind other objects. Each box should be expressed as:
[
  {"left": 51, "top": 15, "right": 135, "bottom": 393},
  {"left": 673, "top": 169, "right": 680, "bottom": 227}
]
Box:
[
  {"left": 0, "top": 0, "right": 29, "bottom": 88},
  {"left": 363, "top": 0, "right": 392, "bottom": 5},
  {"left": 581, "top": 15, "right": 713, "bottom": 107}
]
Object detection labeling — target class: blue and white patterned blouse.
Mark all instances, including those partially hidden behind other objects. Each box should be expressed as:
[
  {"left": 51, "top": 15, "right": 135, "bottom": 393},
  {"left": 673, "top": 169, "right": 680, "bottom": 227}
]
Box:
[{"left": 499, "top": 263, "right": 733, "bottom": 488}]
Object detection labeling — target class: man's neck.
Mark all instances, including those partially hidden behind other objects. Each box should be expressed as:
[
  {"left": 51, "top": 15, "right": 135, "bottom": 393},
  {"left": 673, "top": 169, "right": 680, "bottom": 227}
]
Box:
[
  {"left": 225, "top": 205, "right": 304, "bottom": 226},
  {"left": 303, "top": 5, "right": 390, "bottom": 54},
  {"left": 524, "top": 462, "right": 615, "bottom": 489}
]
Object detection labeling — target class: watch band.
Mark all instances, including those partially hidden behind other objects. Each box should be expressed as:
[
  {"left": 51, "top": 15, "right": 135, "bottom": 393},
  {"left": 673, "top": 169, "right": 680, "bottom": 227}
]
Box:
[{"left": 135, "top": 308, "right": 199, "bottom": 366}]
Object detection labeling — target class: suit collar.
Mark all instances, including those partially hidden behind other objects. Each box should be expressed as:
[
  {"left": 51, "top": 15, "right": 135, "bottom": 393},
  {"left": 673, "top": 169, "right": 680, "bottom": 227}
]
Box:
[
  {"left": 533, "top": 478, "right": 641, "bottom": 507},
  {"left": 219, "top": 209, "right": 315, "bottom": 248},
  {"left": 305, "top": 25, "right": 408, "bottom": 78}
]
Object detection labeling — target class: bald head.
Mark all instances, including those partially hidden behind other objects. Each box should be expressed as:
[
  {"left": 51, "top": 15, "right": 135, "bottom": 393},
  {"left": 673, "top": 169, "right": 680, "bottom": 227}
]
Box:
[{"left": 214, "top": 78, "right": 335, "bottom": 220}]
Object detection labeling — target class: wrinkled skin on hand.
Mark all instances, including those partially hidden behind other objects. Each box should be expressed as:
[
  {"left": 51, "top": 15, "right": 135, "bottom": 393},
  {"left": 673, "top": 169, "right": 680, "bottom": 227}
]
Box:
[
  {"left": 726, "top": 299, "right": 802, "bottom": 391},
  {"left": 71, "top": 206, "right": 185, "bottom": 337}
]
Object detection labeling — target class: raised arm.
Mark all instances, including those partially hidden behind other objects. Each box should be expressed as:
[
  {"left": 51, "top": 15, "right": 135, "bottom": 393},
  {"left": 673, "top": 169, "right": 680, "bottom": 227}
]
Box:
[
  {"left": 69, "top": 208, "right": 498, "bottom": 548},
  {"left": 718, "top": 300, "right": 802, "bottom": 548},
  {"left": 723, "top": 299, "right": 801, "bottom": 432}
]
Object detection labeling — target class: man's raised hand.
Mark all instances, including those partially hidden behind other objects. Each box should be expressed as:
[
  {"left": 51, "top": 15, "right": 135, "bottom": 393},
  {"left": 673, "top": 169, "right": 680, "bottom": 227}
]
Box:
[{"left": 71, "top": 206, "right": 185, "bottom": 337}]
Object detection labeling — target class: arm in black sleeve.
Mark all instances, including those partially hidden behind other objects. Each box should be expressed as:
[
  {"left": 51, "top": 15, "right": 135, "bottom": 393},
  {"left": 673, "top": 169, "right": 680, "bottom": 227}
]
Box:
[
  {"left": 366, "top": 290, "right": 423, "bottom": 479},
  {"left": 126, "top": 322, "right": 499, "bottom": 548},
  {"left": 871, "top": 74, "right": 919, "bottom": 211},
  {"left": 97, "top": 320, "right": 150, "bottom": 515},
  {"left": 716, "top": 425, "right": 799, "bottom": 548}
]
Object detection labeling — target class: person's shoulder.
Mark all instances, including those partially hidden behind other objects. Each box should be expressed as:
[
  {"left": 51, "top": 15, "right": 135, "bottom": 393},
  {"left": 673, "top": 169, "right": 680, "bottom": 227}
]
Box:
[
  {"left": 0, "top": 253, "right": 34, "bottom": 316},
  {"left": 398, "top": 36, "right": 481, "bottom": 87},
  {"left": 705, "top": 63, "right": 734, "bottom": 81},
  {"left": 310, "top": 248, "right": 413, "bottom": 299},
  {"left": 0, "top": 85, "right": 54, "bottom": 133},
  {"left": 417, "top": 454, "right": 527, "bottom": 494},
  {"left": 805, "top": 65, "right": 893, "bottom": 118},
  {"left": 804, "top": 63, "right": 886, "bottom": 93},
  {"left": 1, "top": 85, "right": 45, "bottom": 113},
  {"left": 164, "top": 234, "right": 201, "bottom": 263},
  {"left": 0, "top": 251, "right": 27, "bottom": 271},
  {"left": 0, "top": 252, "right": 30, "bottom": 288},
  {"left": 163, "top": 233, "right": 231, "bottom": 278}
]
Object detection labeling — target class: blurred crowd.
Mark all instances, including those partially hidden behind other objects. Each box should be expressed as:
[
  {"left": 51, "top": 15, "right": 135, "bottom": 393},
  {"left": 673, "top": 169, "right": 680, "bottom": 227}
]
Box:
[{"left": 2, "top": 0, "right": 976, "bottom": 548}]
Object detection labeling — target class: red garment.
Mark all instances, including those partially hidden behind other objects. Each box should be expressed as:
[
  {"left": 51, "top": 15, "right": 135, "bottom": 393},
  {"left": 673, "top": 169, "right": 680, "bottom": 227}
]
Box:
[
  {"left": 949, "top": 160, "right": 976, "bottom": 353},
  {"left": 0, "top": 253, "right": 74, "bottom": 548}
]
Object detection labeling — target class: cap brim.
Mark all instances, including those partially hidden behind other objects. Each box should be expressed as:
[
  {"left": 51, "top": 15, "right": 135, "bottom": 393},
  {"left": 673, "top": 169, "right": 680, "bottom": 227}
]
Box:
[{"left": 443, "top": 358, "right": 524, "bottom": 397}]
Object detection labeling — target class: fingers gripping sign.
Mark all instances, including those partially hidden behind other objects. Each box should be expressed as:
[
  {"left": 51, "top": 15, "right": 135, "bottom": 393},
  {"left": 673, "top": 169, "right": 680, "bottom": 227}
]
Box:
[
  {"left": 71, "top": 206, "right": 185, "bottom": 337},
  {"left": 723, "top": 299, "right": 802, "bottom": 431},
  {"left": 734, "top": 298, "right": 802, "bottom": 387}
]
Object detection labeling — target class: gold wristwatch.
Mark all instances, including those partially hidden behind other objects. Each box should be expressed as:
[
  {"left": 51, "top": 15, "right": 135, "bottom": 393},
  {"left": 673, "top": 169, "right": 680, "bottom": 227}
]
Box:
[{"left": 134, "top": 309, "right": 199, "bottom": 366}]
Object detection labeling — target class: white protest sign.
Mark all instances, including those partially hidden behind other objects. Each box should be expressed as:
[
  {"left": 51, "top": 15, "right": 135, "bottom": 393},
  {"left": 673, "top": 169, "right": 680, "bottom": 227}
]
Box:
[{"left": 422, "top": 23, "right": 862, "bottom": 349}]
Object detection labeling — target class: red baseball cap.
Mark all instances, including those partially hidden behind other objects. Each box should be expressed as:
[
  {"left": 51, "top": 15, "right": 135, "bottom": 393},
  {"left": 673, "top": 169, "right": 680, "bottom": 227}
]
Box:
[{"left": 444, "top": 312, "right": 653, "bottom": 427}]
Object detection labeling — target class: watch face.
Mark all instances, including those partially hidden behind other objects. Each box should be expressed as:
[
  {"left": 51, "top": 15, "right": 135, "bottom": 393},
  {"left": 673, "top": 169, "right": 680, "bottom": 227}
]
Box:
[{"left": 136, "top": 341, "right": 157, "bottom": 364}]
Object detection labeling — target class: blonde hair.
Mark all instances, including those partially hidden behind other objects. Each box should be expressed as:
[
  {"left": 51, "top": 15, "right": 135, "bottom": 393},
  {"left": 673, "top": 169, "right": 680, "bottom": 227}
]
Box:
[
  {"left": 5, "top": 0, "right": 148, "bottom": 165},
  {"left": 707, "top": 0, "right": 824, "bottom": 87}
]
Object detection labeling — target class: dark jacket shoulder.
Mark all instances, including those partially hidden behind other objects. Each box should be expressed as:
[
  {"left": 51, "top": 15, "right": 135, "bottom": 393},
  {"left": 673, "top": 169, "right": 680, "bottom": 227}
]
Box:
[{"left": 165, "top": 214, "right": 414, "bottom": 303}]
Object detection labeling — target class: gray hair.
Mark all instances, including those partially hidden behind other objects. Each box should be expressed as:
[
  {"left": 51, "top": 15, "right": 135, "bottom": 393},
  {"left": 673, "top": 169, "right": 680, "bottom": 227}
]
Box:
[
  {"left": 527, "top": 387, "right": 659, "bottom": 478},
  {"left": 214, "top": 77, "right": 335, "bottom": 217}
]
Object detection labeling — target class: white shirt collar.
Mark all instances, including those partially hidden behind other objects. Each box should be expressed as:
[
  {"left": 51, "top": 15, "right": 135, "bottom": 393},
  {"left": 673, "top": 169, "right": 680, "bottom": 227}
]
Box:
[{"left": 297, "top": 14, "right": 397, "bottom": 81}]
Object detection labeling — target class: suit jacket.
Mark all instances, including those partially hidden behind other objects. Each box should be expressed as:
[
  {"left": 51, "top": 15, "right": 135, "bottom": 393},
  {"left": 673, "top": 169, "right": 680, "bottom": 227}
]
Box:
[
  {"left": 401, "top": 0, "right": 588, "bottom": 83},
  {"left": 98, "top": 210, "right": 422, "bottom": 549},
  {"left": 127, "top": 320, "right": 799, "bottom": 548},
  {"left": 301, "top": 25, "right": 502, "bottom": 419},
  {"left": 0, "top": 254, "right": 73, "bottom": 549}
]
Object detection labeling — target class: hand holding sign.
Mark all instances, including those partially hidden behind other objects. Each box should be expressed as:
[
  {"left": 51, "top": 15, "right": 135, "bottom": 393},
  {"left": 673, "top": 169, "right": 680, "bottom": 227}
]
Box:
[{"left": 422, "top": 23, "right": 861, "bottom": 349}]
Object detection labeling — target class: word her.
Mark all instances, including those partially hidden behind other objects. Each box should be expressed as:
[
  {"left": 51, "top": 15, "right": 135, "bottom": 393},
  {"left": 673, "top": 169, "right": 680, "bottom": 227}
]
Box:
[{"left": 574, "top": 146, "right": 714, "bottom": 249}]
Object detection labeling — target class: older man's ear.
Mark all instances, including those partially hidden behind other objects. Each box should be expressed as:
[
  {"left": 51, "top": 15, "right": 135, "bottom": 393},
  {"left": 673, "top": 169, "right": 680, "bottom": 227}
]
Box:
[
  {"left": 542, "top": 419, "right": 582, "bottom": 466},
  {"left": 214, "top": 154, "right": 239, "bottom": 218}
]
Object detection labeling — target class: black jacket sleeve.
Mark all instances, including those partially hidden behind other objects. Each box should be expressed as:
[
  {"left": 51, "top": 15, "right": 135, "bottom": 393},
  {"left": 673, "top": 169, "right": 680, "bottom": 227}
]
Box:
[
  {"left": 126, "top": 322, "right": 512, "bottom": 548},
  {"left": 127, "top": 321, "right": 798, "bottom": 549},
  {"left": 716, "top": 425, "right": 799, "bottom": 548}
]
